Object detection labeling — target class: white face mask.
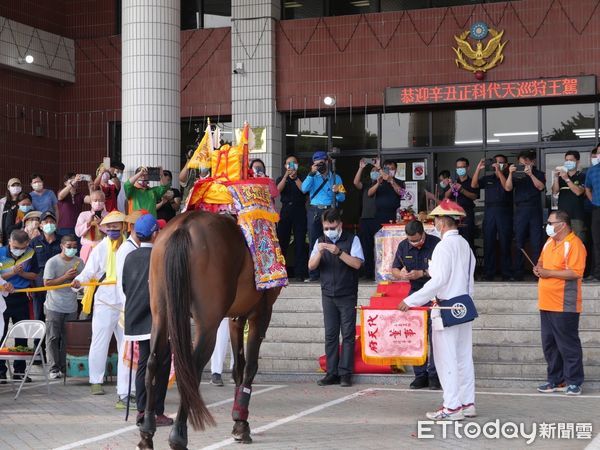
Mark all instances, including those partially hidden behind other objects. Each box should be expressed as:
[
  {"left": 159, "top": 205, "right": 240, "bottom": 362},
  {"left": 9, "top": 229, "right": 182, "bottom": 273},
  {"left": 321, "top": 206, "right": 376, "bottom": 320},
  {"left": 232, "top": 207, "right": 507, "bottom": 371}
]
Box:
[
  {"left": 9, "top": 186, "right": 21, "bottom": 195},
  {"left": 546, "top": 224, "right": 556, "bottom": 237},
  {"left": 11, "top": 247, "right": 26, "bottom": 257},
  {"left": 592, "top": 157, "right": 599, "bottom": 166},
  {"left": 31, "top": 182, "right": 43, "bottom": 192},
  {"left": 91, "top": 201, "right": 105, "bottom": 212},
  {"left": 324, "top": 228, "right": 341, "bottom": 242}
]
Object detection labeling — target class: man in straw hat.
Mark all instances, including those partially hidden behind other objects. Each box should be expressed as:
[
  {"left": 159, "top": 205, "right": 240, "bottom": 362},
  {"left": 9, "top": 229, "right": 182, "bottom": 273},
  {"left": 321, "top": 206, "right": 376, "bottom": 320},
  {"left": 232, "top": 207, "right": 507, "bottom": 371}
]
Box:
[
  {"left": 398, "top": 199, "right": 476, "bottom": 421},
  {"left": 71, "top": 210, "right": 134, "bottom": 406}
]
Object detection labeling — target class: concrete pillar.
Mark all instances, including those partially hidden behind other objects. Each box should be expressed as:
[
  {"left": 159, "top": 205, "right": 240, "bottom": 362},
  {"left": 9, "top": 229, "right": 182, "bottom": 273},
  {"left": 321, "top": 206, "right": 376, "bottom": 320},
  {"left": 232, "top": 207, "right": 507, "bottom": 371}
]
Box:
[
  {"left": 121, "top": 0, "right": 180, "bottom": 179},
  {"left": 231, "top": 0, "right": 282, "bottom": 178}
]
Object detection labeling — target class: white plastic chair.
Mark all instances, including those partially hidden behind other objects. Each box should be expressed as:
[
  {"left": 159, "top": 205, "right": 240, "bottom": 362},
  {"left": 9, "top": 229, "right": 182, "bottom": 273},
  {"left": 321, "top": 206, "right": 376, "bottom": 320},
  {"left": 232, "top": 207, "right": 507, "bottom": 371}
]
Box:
[{"left": 0, "top": 320, "right": 50, "bottom": 400}]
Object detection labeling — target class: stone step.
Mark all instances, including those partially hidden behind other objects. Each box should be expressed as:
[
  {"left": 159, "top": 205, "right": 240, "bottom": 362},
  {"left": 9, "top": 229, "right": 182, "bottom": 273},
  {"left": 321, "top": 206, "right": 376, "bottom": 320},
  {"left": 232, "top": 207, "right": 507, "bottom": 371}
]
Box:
[
  {"left": 472, "top": 343, "right": 600, "bottom": 364},
  {"left": 476, "top": 312, "right": 600, "bottom": 329},
  {"left": 472, "top": 328, "right": 600, "bottom": 346}
]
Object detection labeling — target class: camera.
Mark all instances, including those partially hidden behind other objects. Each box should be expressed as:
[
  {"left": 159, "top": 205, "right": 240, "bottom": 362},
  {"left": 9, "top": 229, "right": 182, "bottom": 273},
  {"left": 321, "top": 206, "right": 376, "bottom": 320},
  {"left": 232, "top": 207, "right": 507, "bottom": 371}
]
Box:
[
  {"left": 79, "top": 174, "right": 92, "bottom": 182},
  {"left": 147, "top": 167, "right": 161, "bottom": 181},
  {"left": 513, "top": 163, "right": 528, "bottom": 180},
  {"left": 484, "top": 158, "right": 495, "bottom": 170},
  {"left": 316, "top": 161, "right": 327, "bottom": 174}
]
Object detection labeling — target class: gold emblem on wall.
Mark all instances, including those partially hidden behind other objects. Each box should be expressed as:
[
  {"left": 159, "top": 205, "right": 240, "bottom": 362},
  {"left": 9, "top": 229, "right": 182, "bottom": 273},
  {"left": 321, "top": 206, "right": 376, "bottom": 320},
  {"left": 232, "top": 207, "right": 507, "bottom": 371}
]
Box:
[{"left": 453, "top": 22, "right": 507, "bottom": 80}]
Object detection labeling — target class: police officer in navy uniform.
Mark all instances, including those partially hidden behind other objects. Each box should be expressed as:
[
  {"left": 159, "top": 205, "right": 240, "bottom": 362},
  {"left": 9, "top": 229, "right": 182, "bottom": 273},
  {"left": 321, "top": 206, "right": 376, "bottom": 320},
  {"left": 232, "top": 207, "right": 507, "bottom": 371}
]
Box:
[
  {"left": 391, "top": 220, "right": 441, "bottom": 390},
  {"left": 471, "top": 155, "right": 513, "bottom": 281},
  {"left": 444, "top": 158, "right": 478, "bottom": 249},
  {"left": 505, "top": 150, "right": 546, "bottom": 281},
  {"left": 276, "top": 155, "right": 308, "bottom": 282},
  {"left": 301, "top": 151, "right": 345, "bottom": 282}
]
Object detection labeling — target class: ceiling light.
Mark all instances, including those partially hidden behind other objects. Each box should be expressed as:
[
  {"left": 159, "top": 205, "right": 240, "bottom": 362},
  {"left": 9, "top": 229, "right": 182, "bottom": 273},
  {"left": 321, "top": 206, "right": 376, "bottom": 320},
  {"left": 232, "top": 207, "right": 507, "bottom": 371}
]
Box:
[
  {"left": 351, "top": 1, "right": 370, "bottom": 6},
  {"left": 453, "top": 139, "right": 500, "bottom": 145},
  {"left": 284, "top": 1, "right": 303, "bottom": 8},
  {"left": 18, "top": 54, "right": 34, "bottom": 64},
  {"left": 493, "top": 131, "right": 538, "bottom": 137},
  {"left": 323, "top": 96, "right": 336, "bottom": 106}
]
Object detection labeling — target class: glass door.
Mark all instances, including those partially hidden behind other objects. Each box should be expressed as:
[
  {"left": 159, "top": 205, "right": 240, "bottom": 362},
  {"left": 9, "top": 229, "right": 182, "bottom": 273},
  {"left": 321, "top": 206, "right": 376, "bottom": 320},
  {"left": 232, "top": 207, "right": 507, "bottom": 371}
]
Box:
[{"left": 381, "top": 152, "right": 433, "bottom": 215}]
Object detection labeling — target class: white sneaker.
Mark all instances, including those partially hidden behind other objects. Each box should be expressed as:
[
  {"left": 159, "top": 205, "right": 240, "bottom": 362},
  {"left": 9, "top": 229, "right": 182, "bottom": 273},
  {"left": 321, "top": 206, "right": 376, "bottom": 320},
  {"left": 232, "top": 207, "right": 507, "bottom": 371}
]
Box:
[
  {"left": 49, "top": 371, "right": 62, "bottom": 380},
  {"left": 426, "top": 406, "right": 464, "bottom": 421},
  {"left": 462, "top": 403, "right": 476, "bottom": 417}
]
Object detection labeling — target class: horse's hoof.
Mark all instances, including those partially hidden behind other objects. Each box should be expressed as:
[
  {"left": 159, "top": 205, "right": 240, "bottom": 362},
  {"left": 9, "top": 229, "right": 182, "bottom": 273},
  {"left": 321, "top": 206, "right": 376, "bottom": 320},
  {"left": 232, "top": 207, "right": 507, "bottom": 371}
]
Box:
[
  {"left": 232, "top": 420, "right": 252, "bottom": 443},
  {"left": 168, "top": 442, "right": 188, "bottom": 450},
  {"left": 137, "top": 431, "right": 154, "bottom": 449}
]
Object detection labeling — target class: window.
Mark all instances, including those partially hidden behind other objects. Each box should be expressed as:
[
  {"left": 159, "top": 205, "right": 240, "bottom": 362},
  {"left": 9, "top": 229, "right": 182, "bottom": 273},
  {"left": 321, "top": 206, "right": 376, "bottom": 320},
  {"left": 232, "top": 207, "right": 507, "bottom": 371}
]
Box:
[
  {"left": 331, "top": 113, "right": 378, "bottom": 151},
  {"left": 432, "top": 109, "right": 482, "bottom": 146},
  {"left": 181, "top": 0, "right": 231, "bottom": 30},
  {"left": 541, "top": 104, "right": 595, "bottom": 141},
  {"left": 381, "top": 112, "right": 429, "bottom": 148},
  {"left": 330, "top": 0, "right": 378, "bottom": 17},
  {"left": 381, "top": 0, "right": 428, "bottom": 11},
  {"left": 282, "top": 0, "right": 324, "bottom": 20},
  {"left": 286, "top": 117, "right": 328, "bottom": 155},
  {"left": 486, "top": 106, "right": 538, "bottom": 144}
]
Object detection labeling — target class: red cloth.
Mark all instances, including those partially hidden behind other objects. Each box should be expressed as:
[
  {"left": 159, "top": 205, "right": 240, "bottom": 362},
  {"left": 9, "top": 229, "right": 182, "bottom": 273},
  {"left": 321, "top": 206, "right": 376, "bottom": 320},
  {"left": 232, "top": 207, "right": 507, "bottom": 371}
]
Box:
[{"left": 101, "top": 184, "right": 118, "bottom": 212}]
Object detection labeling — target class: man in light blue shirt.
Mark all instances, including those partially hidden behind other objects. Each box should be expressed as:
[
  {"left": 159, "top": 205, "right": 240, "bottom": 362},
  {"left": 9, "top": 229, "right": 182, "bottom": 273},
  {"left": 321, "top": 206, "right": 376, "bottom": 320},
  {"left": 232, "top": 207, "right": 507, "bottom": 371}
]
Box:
[{"left": 301, "top": 151, "right": 346, "bottom": 281}]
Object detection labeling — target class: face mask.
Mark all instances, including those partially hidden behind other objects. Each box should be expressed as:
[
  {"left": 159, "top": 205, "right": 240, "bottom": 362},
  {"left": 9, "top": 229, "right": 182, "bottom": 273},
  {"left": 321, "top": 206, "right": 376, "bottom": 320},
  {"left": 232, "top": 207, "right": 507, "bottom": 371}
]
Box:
[
  {"left": 324, "top": 229, "right": 341, "bottom": 242},
  {"left": 19, "top": 205, "right": 32, "bottom": 213},
  {"left": 106, "top": 229, "right": 122, "bottom": 240},
  {"left": 564, "top": 161, "right": 577, "bottom": 171},
  {"left": 287, "top": 162, "right": 298, "bottom": 170},
  {"left": 439, "top": 181, "right": 448, "bottom": 189},
  {"left": 116, "top": 172, "right": 123, "bottom": 181},
  {"left": 42, "top": 223, "right": 56, "bottom": 234},
  {"left": 370, "top": 172, "right": 379, "bottom": 181},
  {"left": 138, "top": 180, "right": 149, "bottom": 188},
  {"left": 434, "top": 220, "right": 443, "bottom": 236},
  {"left": 253, "top": 168, "right": 265, "bottom": 177},
  {"left": 11, "top": 247, "right": 26, "bottom": 257},
  {"left": 409, "top": 237, "right": 424, "bottom": 248},
  {"left": 546, "top": 224, "right": 556, "bottom": 237},
  {"left": 592, "top": 157, "right": 600, "bottom": 166},
  {"left": 9, "top": 186, "right": 21, "bottom": 196},
  {"left": 64, "top": 248, "right": 78, "bottom": 258},
  {"left": 387, "top": 170, "right": 396, "bottom": 178},
  {"left": 498, "top": 163, "right": 505, "bottom": 171},
  {"left": 456, "top": 168, "right": 467, "bottom": 177},
  {"left": 91, "top": 201, "right": 105, "bottom": 212},
  {"left": 31, "top": 182, "right": 43, "bottom": 192}
]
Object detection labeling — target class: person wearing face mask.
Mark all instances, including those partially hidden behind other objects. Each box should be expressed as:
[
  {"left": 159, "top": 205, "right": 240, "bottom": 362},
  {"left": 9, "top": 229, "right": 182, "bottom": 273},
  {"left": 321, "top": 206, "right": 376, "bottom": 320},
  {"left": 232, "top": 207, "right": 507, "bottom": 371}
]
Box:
[
  {"left": 444, "top": 158, "right": 478, "bottom": 250},
  {"left": 22, "top": 211, "right": 42, "bottom": 241},
  {"left": 76, "top": 190, "right": 108, "bottom": 262},
  {"left": 368, "top": 160, "right": 404, "bottom": 227},
  {"left": 0, "top": 178, "right": 23, "bottom": 246},
  {"left": 250, "top": 158, "right": 279, "bottom": 199},
  {"left": 43, "top": 234, "right": 84, "bottom": 379},
  {"left": 29, "top": 173, "right": 59, "bottom": 219},
  {"left": 582, "top": 147, "right": 599, "bottom": 280},
  {"left": 552, "top": 151, "right": 586, "bottom": 244},
  {"left": 391, "top": 220, "right": 441, "bottom": 390},
  {"left": 94, "top": 164, "right": 121, "bottom": 213},
  {"left": 534, "top": 210, "right": 586, "bottom": 396},
  {"left": 471, "top": 155, "right": 513, "bottom": 281},
  {"left": 398, "top": 200, "right": 476, "bottom": 421},
  {"left": 57, "top": 173, "right": 87, "bottom": 237},
  {"left": 505, "top": 150, "right": 546, "bottom": 281},
  {"left": 0, "top": 229, "right": 40, "bottom": 383},
  {"left": 302, "top": 151, "right": 346, "bottom": 282},
  {"left": 276, "top": 155, "right": 308, "bottom": 282},
  {"left": 71, "top": 211, "right": 134, "bottom": 402},
  {"left": 436, "top": 171, "right": 452, "bottom": 202},
  {"left": 354, "top": 158, "right": 379, "bottom": 280},
  {"left": 124, "top": 166, "right": 170, "bottom": 218},
  {"left": 585, "top": 145, "right": 600, "bottom": 281},
  {"left": 156, "top": 170, "right": 182, "bottom": 222},
  {"left": 308, "top": 208, "right": 364, "bottom": 388},
  {"left": 30, "top": 211, "right": 62, "bottom": 330}
]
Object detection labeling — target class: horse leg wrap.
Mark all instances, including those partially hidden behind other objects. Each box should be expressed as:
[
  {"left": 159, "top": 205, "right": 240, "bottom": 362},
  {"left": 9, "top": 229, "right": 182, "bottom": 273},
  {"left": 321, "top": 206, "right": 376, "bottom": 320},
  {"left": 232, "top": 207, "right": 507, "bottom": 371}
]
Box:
[{"left": 232, "top": 385, "right": 252, "bottom": 421}]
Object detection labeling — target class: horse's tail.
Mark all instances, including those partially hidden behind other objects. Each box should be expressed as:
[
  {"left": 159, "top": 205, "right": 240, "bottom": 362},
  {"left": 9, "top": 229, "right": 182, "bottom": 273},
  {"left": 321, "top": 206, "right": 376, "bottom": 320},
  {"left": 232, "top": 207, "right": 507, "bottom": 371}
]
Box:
[{"left": 164, "top": 226, "right": 215, "bottom": 430}]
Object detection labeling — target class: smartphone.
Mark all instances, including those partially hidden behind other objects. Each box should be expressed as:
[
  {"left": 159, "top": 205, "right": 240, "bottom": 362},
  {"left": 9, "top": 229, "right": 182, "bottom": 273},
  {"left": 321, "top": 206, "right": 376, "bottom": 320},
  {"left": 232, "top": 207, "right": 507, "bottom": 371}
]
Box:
[
  {"left": 513, "top": 164, "right": 527, "bottom": 180},
  {"left": 287, "top": 162, "right": 298, "bottom": 170},
  {"left": 103, "top": 157, "right": 111, "bottom": 169},
  {"left": 147, "top": 167, "right": 161, "bottom": 181},
  {"left": 80, "top": 174, "right": 92, "bottom": 182}
]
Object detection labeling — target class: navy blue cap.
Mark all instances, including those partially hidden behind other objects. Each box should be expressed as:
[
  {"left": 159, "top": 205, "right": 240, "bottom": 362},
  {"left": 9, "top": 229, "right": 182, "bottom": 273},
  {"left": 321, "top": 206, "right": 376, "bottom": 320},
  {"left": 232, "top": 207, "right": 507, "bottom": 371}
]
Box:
[
  {"left": 312, "top": 151, "right": 327, "bottom": 162},
  {"left": 134, "top": 214, "right": 158, "bottom": 238}
]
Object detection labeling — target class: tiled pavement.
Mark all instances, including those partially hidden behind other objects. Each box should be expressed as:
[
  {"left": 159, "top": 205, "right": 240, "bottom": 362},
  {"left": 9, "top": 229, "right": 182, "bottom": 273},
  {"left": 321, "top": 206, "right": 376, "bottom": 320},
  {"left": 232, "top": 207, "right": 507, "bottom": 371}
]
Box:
[{"left": 1, "top": 372, "right": 600, "bottom": 450}]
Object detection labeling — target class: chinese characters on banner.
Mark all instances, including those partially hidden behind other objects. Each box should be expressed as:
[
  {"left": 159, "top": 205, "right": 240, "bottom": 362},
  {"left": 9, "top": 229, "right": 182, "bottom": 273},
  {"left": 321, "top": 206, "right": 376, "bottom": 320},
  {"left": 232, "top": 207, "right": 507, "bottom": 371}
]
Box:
[
  {"left": 385, "top": 76, "right": 596, "bottom": 106},
  {"left": 360, "top": 308, "right": 428, "bottom": 366}
]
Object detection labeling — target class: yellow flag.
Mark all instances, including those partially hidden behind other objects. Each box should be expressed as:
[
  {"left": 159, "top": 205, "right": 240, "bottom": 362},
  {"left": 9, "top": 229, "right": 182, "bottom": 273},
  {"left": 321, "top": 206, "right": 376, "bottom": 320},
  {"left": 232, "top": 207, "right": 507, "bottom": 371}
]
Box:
[{"left": 188, "top": 124, "right": 214, "bottom": 170}]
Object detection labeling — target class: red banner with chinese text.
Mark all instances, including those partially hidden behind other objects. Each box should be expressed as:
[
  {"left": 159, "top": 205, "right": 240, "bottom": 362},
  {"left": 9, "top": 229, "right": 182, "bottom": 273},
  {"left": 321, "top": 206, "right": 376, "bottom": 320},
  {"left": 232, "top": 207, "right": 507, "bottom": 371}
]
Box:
[{"left": 360, "top": 307, "right": 428, "bottom": 366}]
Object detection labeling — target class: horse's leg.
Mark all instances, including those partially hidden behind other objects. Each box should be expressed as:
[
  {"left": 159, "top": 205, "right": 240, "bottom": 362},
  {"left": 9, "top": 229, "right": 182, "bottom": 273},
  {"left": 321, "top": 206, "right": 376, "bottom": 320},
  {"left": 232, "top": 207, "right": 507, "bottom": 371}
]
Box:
[
  {"left": 169, "top": 323, "right": 218, "bottom": 450},
  {"left": 232, "top": 295, "right": 275, "bottom": 444},
  {"left": 229, "top": 316, "right": 246, "bottom": 387}
]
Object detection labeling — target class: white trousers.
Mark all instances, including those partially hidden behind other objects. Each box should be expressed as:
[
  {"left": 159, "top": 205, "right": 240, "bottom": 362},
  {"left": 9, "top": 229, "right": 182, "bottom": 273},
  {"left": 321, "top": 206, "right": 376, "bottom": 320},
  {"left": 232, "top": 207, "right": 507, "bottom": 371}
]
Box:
[
  {"left": 210, "top": 318, "right": 233, "bottom": 374},
  {"left": 432, "top": 321, "right": 475, "bottom": 410},
  {"left": 89, "top": 302, "right": 135, "bottom": 396}
]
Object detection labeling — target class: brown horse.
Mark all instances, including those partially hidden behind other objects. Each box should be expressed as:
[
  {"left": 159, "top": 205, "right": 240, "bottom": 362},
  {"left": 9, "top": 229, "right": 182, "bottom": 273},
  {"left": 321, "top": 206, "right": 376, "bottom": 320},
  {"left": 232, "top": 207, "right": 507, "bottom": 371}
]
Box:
[{"left": 137, "top": 211, "right": 281, "bottom": 450}]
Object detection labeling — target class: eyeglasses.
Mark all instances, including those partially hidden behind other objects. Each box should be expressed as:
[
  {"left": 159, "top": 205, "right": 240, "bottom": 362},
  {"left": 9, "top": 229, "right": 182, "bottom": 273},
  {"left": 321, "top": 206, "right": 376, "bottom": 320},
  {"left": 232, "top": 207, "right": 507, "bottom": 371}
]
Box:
[
  {"left": 546, "top": 221, "right": 564, "bottom": 226},
  {"left": 323, "top": 226, "right": 339, "bottom": 231}
]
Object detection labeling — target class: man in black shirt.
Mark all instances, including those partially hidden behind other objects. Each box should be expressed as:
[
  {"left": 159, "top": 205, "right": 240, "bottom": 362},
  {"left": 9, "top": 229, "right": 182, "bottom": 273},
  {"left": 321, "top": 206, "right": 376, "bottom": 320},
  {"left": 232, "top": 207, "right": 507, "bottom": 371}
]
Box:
[
  {"left": 354, "top": 159, "right": 379, "bottom": 280},
  {"left": 445, "top": 158, "right": 478, "bottom": 249},
  {"left": 276, "top": 156, "right": 308, "bottom": 281},
  {"left": 156, "top": 170, "right": 181, "bottom": 222},
  {"left": 552, "top": 150, "right": 586, "bottom": 242},
  {"left": 368, "top": 160, "right": 404, "bottom": 225},
  {"left": 391, "top": 220, "right": 441, "bottom": 390}
]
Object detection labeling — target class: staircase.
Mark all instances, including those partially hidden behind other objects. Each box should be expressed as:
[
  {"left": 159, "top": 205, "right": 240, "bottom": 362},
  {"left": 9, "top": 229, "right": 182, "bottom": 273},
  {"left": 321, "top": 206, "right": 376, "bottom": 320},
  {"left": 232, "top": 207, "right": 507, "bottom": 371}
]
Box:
[{"left": 258, "top": 282, "right": 600, "bottom": 388}]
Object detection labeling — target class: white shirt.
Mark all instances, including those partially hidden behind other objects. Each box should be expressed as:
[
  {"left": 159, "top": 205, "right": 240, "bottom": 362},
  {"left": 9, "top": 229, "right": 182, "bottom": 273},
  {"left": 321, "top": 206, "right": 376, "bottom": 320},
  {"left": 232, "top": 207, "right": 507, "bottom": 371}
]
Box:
[
  {"left": 403, "top": 229, "right": 475, "bottom": 307},
  {"left": 116, "top": 237, "right": 139, "bottom": 305},
  {"left": 74, "top": 237, "right": 121, "bottom": 304},
  {"left": 310, "top": 235, "right": 365, "bottom": 261}
]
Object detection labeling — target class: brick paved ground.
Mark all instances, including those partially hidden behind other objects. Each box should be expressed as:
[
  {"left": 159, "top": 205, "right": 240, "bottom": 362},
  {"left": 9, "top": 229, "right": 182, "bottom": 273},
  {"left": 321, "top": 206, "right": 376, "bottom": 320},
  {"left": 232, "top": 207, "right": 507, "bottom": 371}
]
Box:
[{"left": 1, "top": 371, "right": 599, "bottom": 450}]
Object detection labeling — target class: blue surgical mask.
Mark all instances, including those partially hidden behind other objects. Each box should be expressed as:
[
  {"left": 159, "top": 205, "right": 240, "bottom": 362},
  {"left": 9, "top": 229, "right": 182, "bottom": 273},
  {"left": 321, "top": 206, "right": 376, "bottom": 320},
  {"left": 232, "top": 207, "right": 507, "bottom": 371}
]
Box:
[
  {"left": 439, "top": 181, "right": 448, "bottom": 189},
  {"left": 564, "top": 161, "right": 576, "bottom": 171},
  {"left": 106, "top": 229, "right": 122, "bottom": 240},
  {"left": 456, "top": 168, "right": 467, "bottom": 177},
  {"left": 42, "top": 223, "right": 56, "bottom": 234},
  {"left": 19, "top": 205, "right": 32, "bottom": 213},
  {"left": 370, "top": 172, "right": 379, "bottom": 181},
  {"left": 324, "top": 229, "right": 341, "bottom": 242},
  {"left": 546, "top": 224, "right": 556, "bottom": 237},
  {"left": 64, "top": 248, "right": 78, "bottom": 258}
]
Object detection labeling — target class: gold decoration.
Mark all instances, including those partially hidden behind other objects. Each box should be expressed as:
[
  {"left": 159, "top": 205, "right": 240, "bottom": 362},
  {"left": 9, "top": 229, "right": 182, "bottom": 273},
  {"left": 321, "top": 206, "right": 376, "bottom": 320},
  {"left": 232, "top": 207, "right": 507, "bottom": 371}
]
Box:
[{"left": 453, "top": 28, "right": 507, "bottom": 74}]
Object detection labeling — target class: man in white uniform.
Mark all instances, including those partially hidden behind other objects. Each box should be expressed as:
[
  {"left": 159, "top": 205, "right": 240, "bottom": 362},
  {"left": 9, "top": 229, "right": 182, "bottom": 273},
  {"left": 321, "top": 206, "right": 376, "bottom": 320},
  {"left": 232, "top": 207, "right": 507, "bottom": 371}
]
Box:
[
  {"left": 398, "top": 199, "right": 476, "bottom": 421},
  {"left": 72, "top": 211, "right": 134, "bottom": 408}
]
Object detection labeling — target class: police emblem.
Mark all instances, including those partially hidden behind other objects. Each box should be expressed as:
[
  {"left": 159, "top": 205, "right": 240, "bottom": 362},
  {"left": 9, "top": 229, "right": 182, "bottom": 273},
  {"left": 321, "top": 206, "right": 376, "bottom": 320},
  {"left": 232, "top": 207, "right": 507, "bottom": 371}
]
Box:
[{"left": 453, "top": 22, "right": 507, "bottom": 80}]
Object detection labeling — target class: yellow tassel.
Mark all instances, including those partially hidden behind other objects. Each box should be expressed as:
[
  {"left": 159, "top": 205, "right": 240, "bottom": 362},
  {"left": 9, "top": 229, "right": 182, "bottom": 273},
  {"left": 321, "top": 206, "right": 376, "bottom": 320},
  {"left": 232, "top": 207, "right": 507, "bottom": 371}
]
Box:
[{"left": 81, "top": 280, "right": 97, "bottom": 315}]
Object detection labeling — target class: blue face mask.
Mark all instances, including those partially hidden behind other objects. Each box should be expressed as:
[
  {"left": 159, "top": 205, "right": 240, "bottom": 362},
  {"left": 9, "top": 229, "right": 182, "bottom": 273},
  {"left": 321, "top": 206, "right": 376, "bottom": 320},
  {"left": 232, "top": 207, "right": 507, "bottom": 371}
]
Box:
[
  {"left": 19, "top": 205, "right": 32, "bottom": 213},
  {"left": 564, "top": 161, "right": 576, "bottom": 171},
  {"left": 64, "top": 248, "right": 78, "bottom": 258},
  {"left": 456, "top": 168, "right": 467, "bottom": 177},
  {"left": 370, "top": 171, "right": 379, "bottom": 181},
  {"left": 105, "top": 229, "right": 122, "bottom": 240}
]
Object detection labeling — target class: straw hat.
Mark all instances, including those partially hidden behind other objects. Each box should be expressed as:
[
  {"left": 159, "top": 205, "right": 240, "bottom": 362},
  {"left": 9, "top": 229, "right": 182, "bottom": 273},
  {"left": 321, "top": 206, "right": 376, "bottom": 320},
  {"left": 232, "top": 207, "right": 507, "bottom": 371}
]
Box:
[
  {"left": 100, "top": 211, "right": 126, "bottom": 226},
  {"left": 429, "top": 199, "right": 466, "bottom": 217},
  {"left": 23, "top": 211, "right": 42, "bottom": 222}
]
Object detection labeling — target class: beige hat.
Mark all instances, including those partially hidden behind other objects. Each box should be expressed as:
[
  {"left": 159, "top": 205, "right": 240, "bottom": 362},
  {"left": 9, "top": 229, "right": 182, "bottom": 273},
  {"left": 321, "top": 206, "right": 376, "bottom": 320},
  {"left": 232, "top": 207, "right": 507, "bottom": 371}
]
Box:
[
  {"left": 100, "top": 210, "right": 126, "bottom": 225},
  {"left": 7, "top": 178, "right": 21, "bottom": 188},
  {"left": 429, "top": 199, "right": 466, "bottom": 217},
  {"left": 23, "top": 211, "right": 42, "bottom": 222}
]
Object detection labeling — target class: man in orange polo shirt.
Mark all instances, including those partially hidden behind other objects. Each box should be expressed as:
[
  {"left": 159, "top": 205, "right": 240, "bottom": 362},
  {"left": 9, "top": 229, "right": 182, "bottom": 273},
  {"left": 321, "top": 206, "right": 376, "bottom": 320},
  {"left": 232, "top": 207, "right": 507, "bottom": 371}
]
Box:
[{"left": 534, "top": 210, "right": 586, "bottom": 396}]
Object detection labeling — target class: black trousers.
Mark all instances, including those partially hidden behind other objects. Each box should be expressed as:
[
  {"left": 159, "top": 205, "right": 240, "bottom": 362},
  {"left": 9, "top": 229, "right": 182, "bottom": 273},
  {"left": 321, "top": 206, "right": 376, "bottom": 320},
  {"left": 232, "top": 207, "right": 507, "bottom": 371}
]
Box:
[
  {"left": 514, "top": 205, "right": 544, "bottom": 277},
  {"left": 136, "top": 340, "right": 171, "bottom": 414},
  {"left": 358, "top": 218, "right": 379, "bottom": 278},
  {"left": 540, "top": 310, "right": 584, "bottom": 386},
  {"left": 591, "top": 207, "right": 600, "bottom": 279},
  {"left": 0, "top": 294, "right": 29, "bottom": 376},
  {"left": 459, "top": 209, "right": 476, "bottom": 251},
  {"left": 277, "top": 205, "right": 308, "bottom": 280},
  {"left": 322, "top": 293, "right": 357, "bottom": 377}
]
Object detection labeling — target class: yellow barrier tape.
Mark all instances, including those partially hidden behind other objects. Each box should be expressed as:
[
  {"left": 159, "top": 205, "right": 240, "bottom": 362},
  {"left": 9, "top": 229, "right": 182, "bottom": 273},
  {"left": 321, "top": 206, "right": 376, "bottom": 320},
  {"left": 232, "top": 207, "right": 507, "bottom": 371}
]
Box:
[{"left": 2, "top": 281, "right": 116, "bottom": 294}]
